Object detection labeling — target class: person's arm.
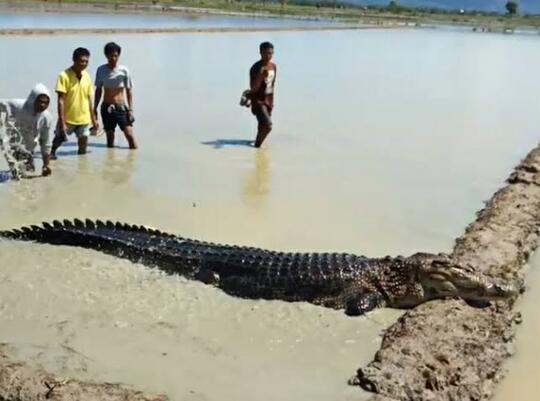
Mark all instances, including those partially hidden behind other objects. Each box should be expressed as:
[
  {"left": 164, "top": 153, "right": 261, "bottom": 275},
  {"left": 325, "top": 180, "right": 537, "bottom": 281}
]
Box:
[
  {"left": 125, "top": 68, "right": 134, "bottom": 120},
  {"left": 55, "top": 73, "right": 68, "bottom": 137},
  {"left": 39, "top": 119, "right": 52, "bottom": 176},
  {"left": 56, "top": 92, "right": 67, "bottom": 138},
  {"left": 250, "top": 66, "right": 266, "bottom": 93},
  {"left": 126, "top": 88, "right": 134, "bottom": 121},
  {"left": 92, "top": 68, "right": 103, "bottom": 130},
  {"left": 88, "top": 92, "right": 98, "bottom": 130},
  {"left": 94, "top": 87, "right": 102, "bottom": 116}
]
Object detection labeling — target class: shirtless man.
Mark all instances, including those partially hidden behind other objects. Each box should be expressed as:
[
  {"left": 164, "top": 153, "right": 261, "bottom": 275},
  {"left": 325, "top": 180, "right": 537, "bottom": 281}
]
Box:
[
  {"left": 94, "top": 42, "right": 137, "bottom": 149},
  {"left": 249, "top": 42, "right": 277, "bottom": 148}
]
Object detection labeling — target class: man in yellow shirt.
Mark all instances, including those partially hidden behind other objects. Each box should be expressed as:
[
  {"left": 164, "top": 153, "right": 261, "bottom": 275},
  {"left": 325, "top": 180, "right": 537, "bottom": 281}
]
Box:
[{"left": 51, "top": 47, "right": 98, "bottom": 158}]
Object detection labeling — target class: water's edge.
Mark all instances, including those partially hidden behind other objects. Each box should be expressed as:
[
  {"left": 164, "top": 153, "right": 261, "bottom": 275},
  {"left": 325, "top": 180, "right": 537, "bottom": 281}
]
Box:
[{"left": 356, "top": 143, "right": 540, "bottom": 401}]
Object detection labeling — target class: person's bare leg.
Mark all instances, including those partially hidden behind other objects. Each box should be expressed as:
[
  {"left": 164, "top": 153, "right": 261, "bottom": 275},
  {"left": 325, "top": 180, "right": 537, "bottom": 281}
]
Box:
[
  {"left": 106, "top": 130, "right": 115, "bottom": 148},
  {"left": 78, "top": 135, "right": 88, "bottom": 155},
  {"left": 254, "top": 125, "right": 271, "bottom": 148},
  {"left": 121, "top": 126, "right": 137, "bottom": 149},
  {"left": 50, "top": 135, "right": 65, "bottom": 158}
]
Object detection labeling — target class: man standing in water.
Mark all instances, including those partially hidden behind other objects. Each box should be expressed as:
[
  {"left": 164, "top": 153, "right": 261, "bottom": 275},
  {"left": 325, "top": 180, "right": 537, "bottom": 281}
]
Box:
[
  {"left": 51, "top": 47, "right": 98, "bottom": 158},
  {"left": 0, "top": 84, "right": 53, "bottom": 177},
  {"left": 249, "top": 42, "right": 276, "bottom": 148},
  {"left": 94, "top": 42, "right": 137, "bottom": 149}
]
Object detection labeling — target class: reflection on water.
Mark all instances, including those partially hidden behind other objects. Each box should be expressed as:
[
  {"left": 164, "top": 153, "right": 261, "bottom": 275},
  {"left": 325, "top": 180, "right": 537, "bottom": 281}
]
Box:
[
  {"left": 77, "top": 155, "right": 90, "bottom": 176},
  {"left": 102, "top": 149, "right": 136, "bottom": 185},
  {"left": 243, "top": 148, "right": 269, "bottom": 209}
]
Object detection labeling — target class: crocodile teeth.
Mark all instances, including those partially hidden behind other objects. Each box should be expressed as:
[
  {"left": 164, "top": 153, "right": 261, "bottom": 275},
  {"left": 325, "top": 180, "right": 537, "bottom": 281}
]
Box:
[
  {"left": 73, "top": 218, "right": 85, "bottom": 228},
  {"left": 85, "top": 219, "right": 95, "bottom": 229},
  {"left": 63, "top": 219, "right": 74, "bottom": 228}
]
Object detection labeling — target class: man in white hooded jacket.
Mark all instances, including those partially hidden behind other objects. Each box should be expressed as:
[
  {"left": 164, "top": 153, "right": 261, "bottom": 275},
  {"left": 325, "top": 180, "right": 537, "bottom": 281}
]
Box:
[{"left": 0, "top": 83, "right": 53, "bottom": 177}]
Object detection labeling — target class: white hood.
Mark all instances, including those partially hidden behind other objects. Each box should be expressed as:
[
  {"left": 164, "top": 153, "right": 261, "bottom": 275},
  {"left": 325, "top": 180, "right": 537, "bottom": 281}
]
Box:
[{"left": 23, "top": 83, "right": 51, "bottom": 113}]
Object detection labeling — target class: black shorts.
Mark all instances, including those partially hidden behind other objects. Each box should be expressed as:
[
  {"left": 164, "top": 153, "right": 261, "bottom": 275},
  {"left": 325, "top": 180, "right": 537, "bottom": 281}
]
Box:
[
  {"left": 101, "top": 103, "right": 134, "bottom": 131},
  {"left": 252, "top": 103, "right": 272, "bottom": 128}
]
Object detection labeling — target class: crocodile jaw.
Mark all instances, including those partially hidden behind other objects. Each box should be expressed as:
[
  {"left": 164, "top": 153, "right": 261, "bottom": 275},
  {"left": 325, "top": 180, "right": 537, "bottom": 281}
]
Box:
[{"left": 416, "top": 256, "right": 518, "bottom": 302}]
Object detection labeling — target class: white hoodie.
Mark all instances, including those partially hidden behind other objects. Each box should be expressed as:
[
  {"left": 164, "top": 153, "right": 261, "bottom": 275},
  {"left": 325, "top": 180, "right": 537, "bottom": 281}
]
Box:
[{"left": 0, "top": 83, "right": 53, "bottom": 156}]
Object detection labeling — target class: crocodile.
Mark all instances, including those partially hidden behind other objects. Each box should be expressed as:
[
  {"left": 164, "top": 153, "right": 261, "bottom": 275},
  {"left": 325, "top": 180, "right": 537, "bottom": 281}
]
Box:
[{"left": 0, "top": 219, "right": 517, "bottom": 315}]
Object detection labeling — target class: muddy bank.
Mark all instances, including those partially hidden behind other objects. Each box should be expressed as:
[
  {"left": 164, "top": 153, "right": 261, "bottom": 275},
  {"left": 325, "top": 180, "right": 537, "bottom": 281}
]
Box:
[
  {"left": 0, "top": 345, "right": 167, "bottom": 401},
  {"left": 0, "top": 25, "right": 381, "bottom": 36},
  {"left": 353, "top": 144, "right": 540, "bottom": 400}
]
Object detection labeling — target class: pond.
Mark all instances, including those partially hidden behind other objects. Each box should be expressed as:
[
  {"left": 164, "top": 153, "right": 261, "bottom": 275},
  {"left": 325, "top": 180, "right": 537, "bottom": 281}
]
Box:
[{"left": 1, "top": 25, "right": 539, "bottom": 401}]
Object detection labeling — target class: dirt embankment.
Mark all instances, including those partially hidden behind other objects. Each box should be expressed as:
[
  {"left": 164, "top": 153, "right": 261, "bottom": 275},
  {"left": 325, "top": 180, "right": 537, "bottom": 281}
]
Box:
[{"left": 352, "top": 144, "right": 540, "bottom": 401}]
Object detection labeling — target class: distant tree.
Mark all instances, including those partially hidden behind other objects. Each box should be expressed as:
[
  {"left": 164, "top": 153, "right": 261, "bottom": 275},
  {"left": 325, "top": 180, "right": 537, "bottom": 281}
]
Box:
[
  {"left": 388, "top": 0, "right": 398, "bottom": 8},
  {"left": 505, "top": 1, "right": 518, "bottom": 15}
]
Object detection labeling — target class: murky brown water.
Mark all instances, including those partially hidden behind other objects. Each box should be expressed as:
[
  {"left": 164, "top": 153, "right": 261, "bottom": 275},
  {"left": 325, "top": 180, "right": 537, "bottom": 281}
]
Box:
[
  {"left": 493, "top": 252, "right": 540, "bottom": 401},
  {"left": 1, "top": 26, "right": 540, "bottom": 400}
]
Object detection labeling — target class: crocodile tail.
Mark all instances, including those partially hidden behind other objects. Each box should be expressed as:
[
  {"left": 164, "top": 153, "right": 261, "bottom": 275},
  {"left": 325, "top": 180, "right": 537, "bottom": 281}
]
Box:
[
  {"left": 0, "top": 219, "right": 151, "bottom": 242},
  {"left": 0, "top": 219, "right": 188, "bottom": 273}
]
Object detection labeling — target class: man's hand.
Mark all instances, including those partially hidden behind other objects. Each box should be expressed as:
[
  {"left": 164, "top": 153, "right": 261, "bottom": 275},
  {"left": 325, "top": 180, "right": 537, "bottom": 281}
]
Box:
[
  {"left": 57, "top": 121, "right": 68, "bottom": 140},
  {"left": 42, "top": 166, "right": 51, "bottom": 177},
  {"left": 91, "top": 120, "right": 100, "bottom": 135},
  {"left": 127, "top": 110, "right": 135, "bottom": 124}
]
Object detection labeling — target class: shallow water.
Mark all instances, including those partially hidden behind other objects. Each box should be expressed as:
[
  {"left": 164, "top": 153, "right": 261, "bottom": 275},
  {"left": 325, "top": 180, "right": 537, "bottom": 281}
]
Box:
[
  {"left": 0, "top": 27, "right": 540, "bottom": 400},
  {"left": 0, "top": 11, "right": 332, "bottom": 29},
  {"left": 493, "top": 252, "right": 540, "bottom": 401}
]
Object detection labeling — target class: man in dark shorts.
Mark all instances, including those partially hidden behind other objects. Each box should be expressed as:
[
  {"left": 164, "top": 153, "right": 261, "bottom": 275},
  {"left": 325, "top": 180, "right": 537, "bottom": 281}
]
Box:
[
  {"left": 249, "top": 42, "right": 276, "bottom": 148},
  {"left": 94, "top": 42, "right": 137, "bottom": 149}
]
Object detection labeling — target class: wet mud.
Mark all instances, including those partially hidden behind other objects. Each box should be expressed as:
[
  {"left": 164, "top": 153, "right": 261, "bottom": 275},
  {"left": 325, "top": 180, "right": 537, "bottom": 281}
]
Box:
[{"left": 0, "top": 345, "right": 167, "bottom": 401}]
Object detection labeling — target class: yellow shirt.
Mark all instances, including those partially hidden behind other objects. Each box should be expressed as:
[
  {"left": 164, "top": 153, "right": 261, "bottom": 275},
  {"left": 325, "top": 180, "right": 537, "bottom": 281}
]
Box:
[{"left": 55, "top": 68, "right": 92, "bottom": 125}]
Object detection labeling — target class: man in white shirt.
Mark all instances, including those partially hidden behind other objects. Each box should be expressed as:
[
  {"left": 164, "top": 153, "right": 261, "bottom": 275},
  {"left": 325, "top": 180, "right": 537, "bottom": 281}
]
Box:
[{"left": 0, "top": 83, "right": 53, "bottom": 178}]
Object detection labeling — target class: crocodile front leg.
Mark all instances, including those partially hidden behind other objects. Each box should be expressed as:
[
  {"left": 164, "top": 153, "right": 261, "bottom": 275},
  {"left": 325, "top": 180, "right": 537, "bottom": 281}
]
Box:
[{"left": 345, "top": 292, "right": 387, "bottom": 316}]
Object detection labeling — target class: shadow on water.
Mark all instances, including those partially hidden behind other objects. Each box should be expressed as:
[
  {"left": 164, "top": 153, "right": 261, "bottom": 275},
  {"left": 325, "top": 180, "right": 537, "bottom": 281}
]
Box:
[
  {"left": 61, "top": 142, "right": 131, "bottom": 150},
  {"left": 201, "top": 138, "right": 254, "bottom": 149},
  {"left": 54, "top": 150, "right": 93, "bottom": 157},
  {"left": 52, "top": 141, "right": 130, "bottom": 157}
]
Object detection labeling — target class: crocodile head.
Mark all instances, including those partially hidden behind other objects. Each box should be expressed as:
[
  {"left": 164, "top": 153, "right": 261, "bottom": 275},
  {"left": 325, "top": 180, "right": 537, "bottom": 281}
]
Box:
[{"left": 410, "top": 253, "right": 517, "bottom": 303}]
